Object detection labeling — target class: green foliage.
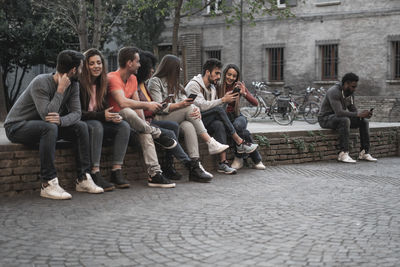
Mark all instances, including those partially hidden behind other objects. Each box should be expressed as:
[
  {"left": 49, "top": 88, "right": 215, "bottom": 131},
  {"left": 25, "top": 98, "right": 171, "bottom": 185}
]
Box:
[
  {"left": 113, "top": 0, "right": 169, "bottom": 51},
  {"left": 254, "top": 134, "right": 270, "bottom": 148},
  {"left": 308, "top": 142, "right": 317, "bottom": 153},
  {"left": 293, "top": 138, "right": 305, "bottom": 152},
  {"left": 282, "top": 134, "right": 290, "bottom": 144},
  {"left": 0, "top": 0, "right": 78, "bottom": 108},
  {"left": 307, "top": 131, "right": 315, "bottom": 137}
]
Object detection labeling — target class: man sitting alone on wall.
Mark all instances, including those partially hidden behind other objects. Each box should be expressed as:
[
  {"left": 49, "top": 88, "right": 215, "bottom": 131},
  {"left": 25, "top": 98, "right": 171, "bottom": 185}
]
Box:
[{"left": 318, "top": 72, "right": 377, "bottom": 163}]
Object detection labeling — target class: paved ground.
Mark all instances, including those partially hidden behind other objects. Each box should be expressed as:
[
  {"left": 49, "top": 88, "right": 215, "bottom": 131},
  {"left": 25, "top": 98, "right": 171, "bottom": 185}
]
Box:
[{"left": 1, "top": 157, "right": 400, "bottom": 267}]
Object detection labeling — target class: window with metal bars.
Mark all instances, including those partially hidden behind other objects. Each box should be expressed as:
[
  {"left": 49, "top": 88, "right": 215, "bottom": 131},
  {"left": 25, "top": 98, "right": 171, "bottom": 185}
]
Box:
[
  {"left": 206, "top": 0, "right": 222, "bottom": 14},
  {"left": 393, "top": 41, "right": 400, "bottom": 79},
  {"left": 206, "top": 50, "right": 221, "bottom": 61},
  {"left": 267, "top": 47, "right": 284, "bottom": 82},
  {"left": 320, "top": 44, "right": 338, "bottom": 80},
  {"left": 107, "top": 54, "right": 118, "bottom": 72}
]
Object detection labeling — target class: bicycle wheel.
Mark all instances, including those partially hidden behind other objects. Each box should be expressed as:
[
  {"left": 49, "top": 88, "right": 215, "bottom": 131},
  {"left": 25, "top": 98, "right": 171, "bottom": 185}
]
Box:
[
  {"left": 303, "top": 101, "right": 320, "bottom": 124},
  {"left": 270, "top": 99, "right": 296, "bottom": 125},
  {"left": 241, "top": 95, "right": 264, "bottom": 118}
]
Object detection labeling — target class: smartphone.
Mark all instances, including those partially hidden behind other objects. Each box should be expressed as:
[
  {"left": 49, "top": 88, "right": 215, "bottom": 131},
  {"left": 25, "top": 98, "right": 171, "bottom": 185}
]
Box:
[
  {"left": 161, "top": 102, "right": 168, "bottom": 109},
  {"left": 232, "top": 87, "right": 241, "bottom": 94},
  {"left": 188, "top": 94, "right": 197, "bottom": 102},
  {"left": 370, "top": 108, "right": 374, "bottom": 112}
]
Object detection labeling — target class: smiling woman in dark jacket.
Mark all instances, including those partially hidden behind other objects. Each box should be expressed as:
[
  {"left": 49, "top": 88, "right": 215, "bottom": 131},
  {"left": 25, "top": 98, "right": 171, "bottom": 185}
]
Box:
[{"left": 79, "top": 48, "right": 131, "bottom": 191}]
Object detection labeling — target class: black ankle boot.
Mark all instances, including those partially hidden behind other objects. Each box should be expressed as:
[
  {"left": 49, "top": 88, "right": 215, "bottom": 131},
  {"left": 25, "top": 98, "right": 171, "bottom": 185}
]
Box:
[
  {"left": 186, "top": 159, "right": 212, "bottom": 183},
  {"left": 110, "top": 169, "right": 130, "bottom": 189},
  {"left": 92, "top": 172, "right": 115, "bottom": 192},
  {"left": 162, "top": 165, "right": 183, "bottom": 180}
]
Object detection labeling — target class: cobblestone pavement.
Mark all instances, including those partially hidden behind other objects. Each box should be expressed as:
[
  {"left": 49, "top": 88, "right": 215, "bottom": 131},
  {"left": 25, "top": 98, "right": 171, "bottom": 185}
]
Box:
[{"left": 1, "top": 157, "right": 400, "bottom": 267}]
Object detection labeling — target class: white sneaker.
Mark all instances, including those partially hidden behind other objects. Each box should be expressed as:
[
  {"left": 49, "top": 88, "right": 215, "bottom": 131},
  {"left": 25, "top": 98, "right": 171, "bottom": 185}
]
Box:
[
  {"left": 76, "top": 173, "right": 104, "bottom": 193},
  {"left": 231, "top": 157, "right": 244, "bottom": 170},
  {"left": 40, "top": 177, "right": 72, "bottom": 200},
  {"left": 254, "top": 161, "right": 266, "bottom": 170},
  {"left": 337, "top": 151, "right": 356, "bottom": 163},
  {"left": 358, "top": 150, "right": 377, "bottom": 162},
  {"left": 207, "top": 137, "right": 229, "bottom": 155}
]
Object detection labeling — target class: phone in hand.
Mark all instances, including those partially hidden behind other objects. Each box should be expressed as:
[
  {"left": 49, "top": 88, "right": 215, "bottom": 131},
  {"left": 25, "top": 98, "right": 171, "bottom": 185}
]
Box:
[
  {"left": 187, "top": 94, "right": 197, "bottom": 102},
  {"left": 232, "top": 87, "right": 241, "bottom": 94},
  {"left": 161, "top": 102, "right": 168, "bottom": 109},
  {"left": 370, "top": 108, "right": 374, "bottom": 112}
]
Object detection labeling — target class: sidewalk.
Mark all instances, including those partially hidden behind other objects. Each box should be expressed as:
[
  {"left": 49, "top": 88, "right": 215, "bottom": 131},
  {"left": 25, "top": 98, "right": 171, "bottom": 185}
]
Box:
[{"left": 1, "top": 157, "right": 399, "bottom": 266}]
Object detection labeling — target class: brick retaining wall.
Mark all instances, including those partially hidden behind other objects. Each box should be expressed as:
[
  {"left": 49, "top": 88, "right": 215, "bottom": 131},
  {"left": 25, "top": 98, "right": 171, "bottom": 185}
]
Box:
[{"left": 1, "top": 126, "right": 399, "bottom": 197}]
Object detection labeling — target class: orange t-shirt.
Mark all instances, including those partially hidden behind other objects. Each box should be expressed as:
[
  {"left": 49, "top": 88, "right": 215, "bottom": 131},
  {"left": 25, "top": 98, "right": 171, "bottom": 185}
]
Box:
[{"left": 107, "top": 70, "right": 138, "bottom": 112}]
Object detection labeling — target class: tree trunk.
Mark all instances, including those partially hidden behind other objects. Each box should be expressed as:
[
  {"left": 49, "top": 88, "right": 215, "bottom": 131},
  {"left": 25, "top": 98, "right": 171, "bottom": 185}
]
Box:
[
  {"left": 92, "top": 0, "right": 102, "bottom": 49},
  {"left": 78, "top": 0, "right": 89, "bottom": 51},
  {"left": 172, "top": 0, "right": 184, "bottom": 55}
]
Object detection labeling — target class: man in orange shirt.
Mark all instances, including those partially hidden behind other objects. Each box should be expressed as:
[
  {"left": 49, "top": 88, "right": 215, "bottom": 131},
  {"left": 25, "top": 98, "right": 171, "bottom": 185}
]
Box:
[{"left": 108, "top": 47, "right": 176, "bottom": 188}]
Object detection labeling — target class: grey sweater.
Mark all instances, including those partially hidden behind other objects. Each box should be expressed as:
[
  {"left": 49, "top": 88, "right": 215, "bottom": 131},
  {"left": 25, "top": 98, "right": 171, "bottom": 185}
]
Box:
[
  {"left": 4, "top": 73, "right": 81, "bottom": 127},
  {"left": 318, "top": 83, "right": 358, "bottom": 118},
  {"left": 184, "top": 74, "right": 223, "bottom": 111}
]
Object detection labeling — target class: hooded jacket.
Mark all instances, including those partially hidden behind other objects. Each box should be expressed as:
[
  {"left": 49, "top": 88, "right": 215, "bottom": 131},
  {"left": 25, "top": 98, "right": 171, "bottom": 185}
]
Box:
[{"left": 184, "top": 74, "right": 223, "bottom": 111}]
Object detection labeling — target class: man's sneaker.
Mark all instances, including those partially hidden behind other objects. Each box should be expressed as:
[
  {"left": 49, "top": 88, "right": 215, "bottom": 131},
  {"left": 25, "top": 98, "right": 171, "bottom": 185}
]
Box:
[
  {"left": 254, "top": 161, "right": 266, "bottom": 170},
  {"left": 154, "top": 132, "right": 177, "bottom": 150},
  {"left": 40, "top": 177, "right": 72, "bottom": 200},
  {"left": 358, "top": 150, "right": 377, "bottom": 162},
  {"left": 92, "top": 172, "right": 115, "bottom": 192},
  {"left": 337, "top": 151, "right": 356, "bottom": 163},
  {"left": 148, "top": 172, "right": 176, "bottom": 188},
  {"left": 110, "top": 169, "right": 130, "bottom": 188},
  {"left": 207, "top": 137, "right": 229, "bottom": 155},
  {"left": 76, "top": 173, "right": 104, "bottom": 193},
  {"left": 163, "top": 165, "right": 183, "bottom": 180},
  {"left": 236, "top": 141, "right": 258, "bottom": 154},
  {"left": 187, "top": 159, "right": 213, "bottom": 183},
  {"left": 218, "top": 161, "right": 237, "bottom": 174},
  {"left": 231, "top": 157, "right": 244, "bottom": 170}
]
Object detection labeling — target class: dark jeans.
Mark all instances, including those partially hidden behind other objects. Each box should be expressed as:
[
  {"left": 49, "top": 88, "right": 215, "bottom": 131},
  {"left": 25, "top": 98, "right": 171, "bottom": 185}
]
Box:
[
  {"left": 318, "top": 114, "right": 370, "bottom": 153},
  {"left": 151, "top": 120, "right": 191, "bottom": 166},
  {"left": 85, "top": 120, "right": 130, "bottom": 167},
  {"left": 201, "top": 106, "right": 236, "bottom": 145},
  {"left": 5, "top": 120, "right": 91, "bottom": 182},
  {"left": 231, "top": 114, "right": 262, "bottom": 164}
]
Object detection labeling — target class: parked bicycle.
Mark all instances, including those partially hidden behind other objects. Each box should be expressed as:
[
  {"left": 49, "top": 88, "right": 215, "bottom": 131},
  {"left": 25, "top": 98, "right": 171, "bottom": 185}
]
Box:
[{"left": 241, "top": 82, "right": 321, "bottom": 125}]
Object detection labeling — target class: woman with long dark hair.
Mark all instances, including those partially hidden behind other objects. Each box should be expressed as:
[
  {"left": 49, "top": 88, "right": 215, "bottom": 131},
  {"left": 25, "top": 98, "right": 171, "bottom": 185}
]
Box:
[
  {"left": 218, "top": 64, "right": 265, "bottom": 170},
  {"left": 147, "top": 54, "right": 230, "bottom": 178},
  {"left": 79, "top": 48, "right": 131, "bottom": 190}
]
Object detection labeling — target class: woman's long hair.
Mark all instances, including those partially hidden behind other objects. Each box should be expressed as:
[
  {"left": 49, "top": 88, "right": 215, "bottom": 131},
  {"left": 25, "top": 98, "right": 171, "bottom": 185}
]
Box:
[
  {"left": 152, "top": 54, "right": 185, "bottom": 97},
  {"left": 220, "top": 64, "right": 241, "bottom": 116},
  {"left": 80, "top": 48, "right": 108, "bottom": 110}
]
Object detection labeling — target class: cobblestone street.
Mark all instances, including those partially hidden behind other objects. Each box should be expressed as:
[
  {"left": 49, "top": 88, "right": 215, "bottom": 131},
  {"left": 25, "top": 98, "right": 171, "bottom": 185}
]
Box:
[{"left": 1, "top": 157, "right": 400, "bottom": 267}]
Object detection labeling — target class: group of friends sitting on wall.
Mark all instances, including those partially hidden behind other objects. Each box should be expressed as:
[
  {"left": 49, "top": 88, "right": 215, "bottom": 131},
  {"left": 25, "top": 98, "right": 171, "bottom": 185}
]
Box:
[{"left": 4, "top": 47, "right": 377, "bottom": 200}]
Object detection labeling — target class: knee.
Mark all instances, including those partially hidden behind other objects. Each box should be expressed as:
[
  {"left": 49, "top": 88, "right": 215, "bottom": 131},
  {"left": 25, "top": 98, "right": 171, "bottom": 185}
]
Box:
[
  {"left": 119, "top": 120, "right": 131, "bottom": 134},
  {"left": 338, "top": 117, "right": 351, "bottom": 129},
  {"left": 87, "top": 121, "right": 103, "bottom": 137},
  {"left": 212, "top": 120, "right": 225, "bottom": 131},
  {"left": 160, "top": 128, "right": 176, "bottom": 139},
  {"left": 43, "top": 123, "right": 58, "bottom": 138}
]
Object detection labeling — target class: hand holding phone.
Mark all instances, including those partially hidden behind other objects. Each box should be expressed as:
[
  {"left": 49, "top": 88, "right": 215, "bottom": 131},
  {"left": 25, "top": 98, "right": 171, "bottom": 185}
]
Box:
[
  {"left": 232, "top": 87, "right": 241, "bottom": 95},
  {"left": 187, "top": 94, "right": 197, "bottom": 102},
  {"left": 370, "top": 108, "right": 374, "bottom": 112}
]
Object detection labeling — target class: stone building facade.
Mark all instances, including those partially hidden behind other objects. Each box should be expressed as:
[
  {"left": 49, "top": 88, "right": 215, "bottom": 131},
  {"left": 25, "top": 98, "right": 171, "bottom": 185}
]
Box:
[{"left": 160, "top": 0, "right": 400, "bottom": 97}]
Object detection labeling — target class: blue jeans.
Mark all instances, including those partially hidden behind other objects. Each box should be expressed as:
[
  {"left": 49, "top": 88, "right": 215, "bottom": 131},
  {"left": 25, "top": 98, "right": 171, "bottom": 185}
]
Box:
[
  {"left": 231, "top": 114, "right": 262, "bottom": 164},
  {"left": 5, "top": 120, "right": 91, "bottom": 182},
  {"left": 201, "top": 106, "right": 236, "bottom": 145},
  {"left": 151, "top": 120, "right": 191, "bottom": 164},
  {"left": 85, "top": 120, "right": 130, "bottom": 167}
]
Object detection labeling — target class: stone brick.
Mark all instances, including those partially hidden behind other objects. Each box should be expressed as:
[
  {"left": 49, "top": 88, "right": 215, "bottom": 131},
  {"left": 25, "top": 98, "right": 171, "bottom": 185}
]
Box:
[
  {"left": 0, "top": 168, "right": 12, "bottom": 177},
  {"left": 13, "top": 166, "right": 39, "bottom": 175},
  {"left": 0, "top": 159, "right": 18, "bottom": 168}
]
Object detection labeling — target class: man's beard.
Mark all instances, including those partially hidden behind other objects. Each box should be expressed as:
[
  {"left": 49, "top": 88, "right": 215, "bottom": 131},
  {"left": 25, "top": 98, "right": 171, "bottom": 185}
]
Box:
[
  {"left": 343, "top": 88, "right": 352, "bottom": 97},
  {"left": 208, "top": 76, "right": 217, "bottom": 86}
]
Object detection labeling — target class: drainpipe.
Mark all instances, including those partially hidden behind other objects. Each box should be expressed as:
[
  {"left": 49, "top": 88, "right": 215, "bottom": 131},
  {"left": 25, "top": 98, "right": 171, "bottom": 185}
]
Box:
[{"left": 240, "top": 0, "right": 243, "bottom": 72}]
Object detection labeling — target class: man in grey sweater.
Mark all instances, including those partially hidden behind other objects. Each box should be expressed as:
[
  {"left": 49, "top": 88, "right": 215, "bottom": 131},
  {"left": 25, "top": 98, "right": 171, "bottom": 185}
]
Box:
[
  {"left": 4, "top": 50, "right": 103, "bottom": 200},
  {"left": 318, "top": 72, "right": 377, "bottom": 163}
]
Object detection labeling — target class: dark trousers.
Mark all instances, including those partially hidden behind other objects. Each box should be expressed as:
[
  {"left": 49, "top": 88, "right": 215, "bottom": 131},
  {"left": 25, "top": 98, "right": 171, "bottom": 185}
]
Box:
[
  {"left": 318, "top": 115, "right": 370, "bottom": 153},
  {"left": 151, "top": 120, "right": 191, "bottom": 165},
  {"left": 201, "top": 106, "right": 236, "bottom": 145},
  {"left": 231, "top": 114, "right": 262, "bottom": 164},
  {"left": 5, "top": 120, "right": 91, "bottom": 182}
]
